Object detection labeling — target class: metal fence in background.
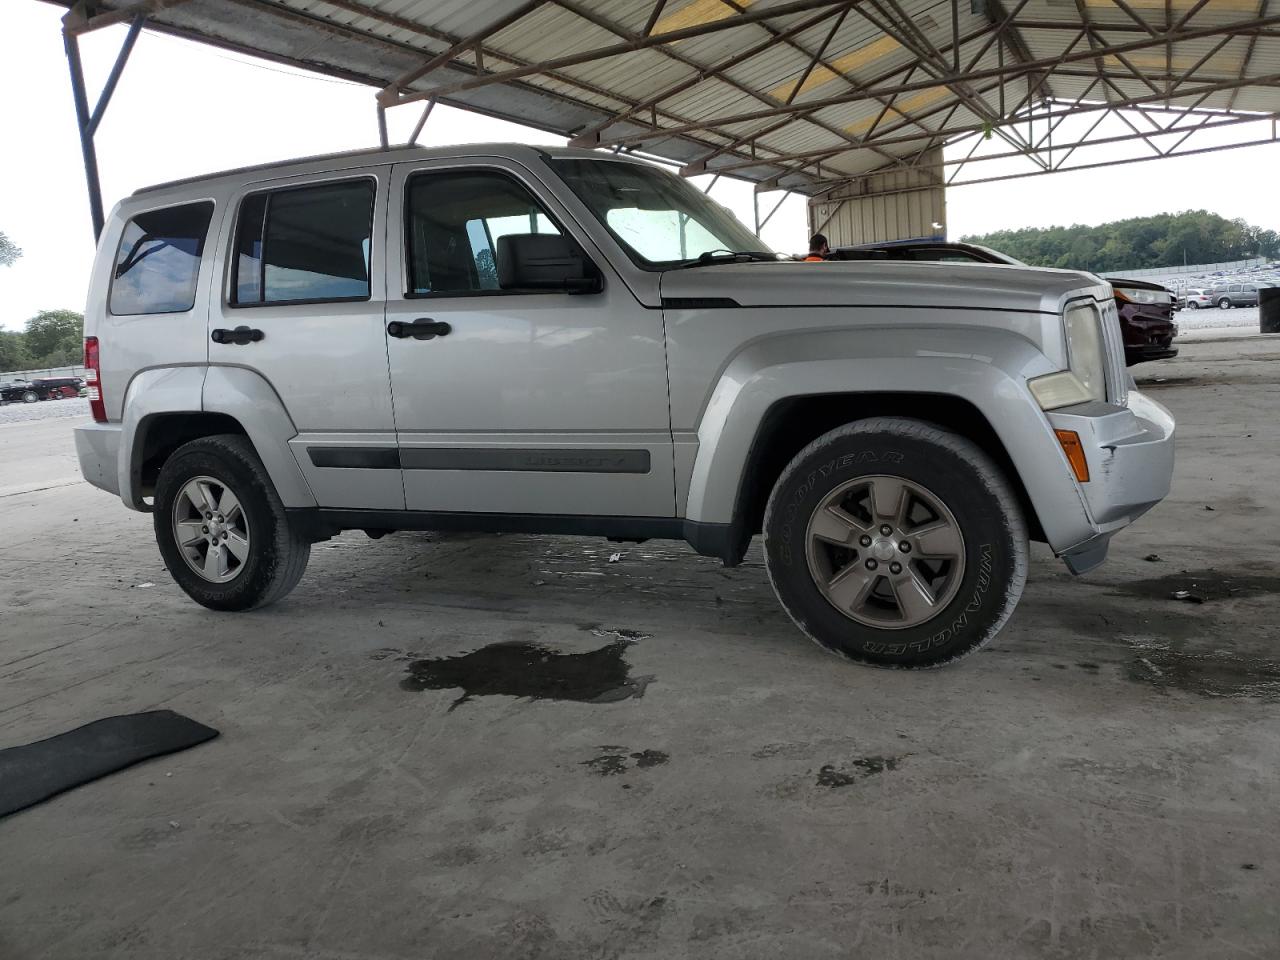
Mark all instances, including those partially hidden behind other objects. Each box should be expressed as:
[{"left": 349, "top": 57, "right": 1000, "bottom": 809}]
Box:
[
  {"left": 0, "top": 365, "right": 87, "bottom": 382},
  {"left": 1118, "top": 258, "right": 1274, "bottom": 290}
]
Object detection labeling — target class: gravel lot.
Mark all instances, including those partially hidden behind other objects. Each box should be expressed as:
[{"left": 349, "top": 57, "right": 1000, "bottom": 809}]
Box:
[
  {"left": 1176, "top": 304, "right": 1260, "bottom": 332},
  {"left": 0, "top": 396, "right": 90, "bottom": 425}
]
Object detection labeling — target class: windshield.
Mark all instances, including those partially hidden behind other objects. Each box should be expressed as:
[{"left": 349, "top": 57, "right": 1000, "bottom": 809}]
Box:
[{"left": 552, "top": 158, "right": 774, "bottom": 269}]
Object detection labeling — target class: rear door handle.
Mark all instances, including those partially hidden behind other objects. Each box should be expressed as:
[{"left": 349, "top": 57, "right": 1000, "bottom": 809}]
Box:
[
  {"left": 211, "top": 326, "right": 264, "bottom": 345},
  {"left": 388, "top": 318, "right": 451, "bottom": 341}
]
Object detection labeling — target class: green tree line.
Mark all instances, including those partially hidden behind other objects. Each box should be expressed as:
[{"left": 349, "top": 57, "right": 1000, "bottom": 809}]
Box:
[
  {"left": 962, "top": 210, "right": 1280, "bottom": 274},
  {"left": 0, "top": 310, "right": 85, "bottom": 373}
]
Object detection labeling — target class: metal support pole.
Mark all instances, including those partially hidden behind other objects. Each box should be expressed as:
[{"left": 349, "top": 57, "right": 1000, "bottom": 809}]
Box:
[
  {"left": 377, "top": 104, "right": 389, "bottom": 148},
  {"left": 702, "top": 173, "right": 721, "bottom": 194},
  {"left": 87, "top": 15, "right": 144, "bottom": 136},
  {"left": 758, "top": 191, "right": 790, "bottom": 232},
  {"left": 63, "top": 26, "right": 105, "bottom": 241},
  {"left": 408, "top": 99, "right": 436, "bottom": 145},
  {"left": 753, "top": 191, "right": 761, "bottom": 237}
]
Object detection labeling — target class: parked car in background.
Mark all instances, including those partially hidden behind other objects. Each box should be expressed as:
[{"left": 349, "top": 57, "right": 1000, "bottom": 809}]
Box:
[
  {"left": 0, "top": 380, "right": 43, "bottom": 404},
  {"left": 0, "top": 377, "right": 86, "bottom": 403},
  {"left": 1207, "top": 282, "right": 1260, "bottom": 308},
  {"left": 31, "top": 377, "right": 86, "bottom": 399},
  {"left": 829, "top": 241, "right": 1177, "bottom": 365},
  {"left": 1176, "top": 288, "right": 1212, "bottom": 310}
]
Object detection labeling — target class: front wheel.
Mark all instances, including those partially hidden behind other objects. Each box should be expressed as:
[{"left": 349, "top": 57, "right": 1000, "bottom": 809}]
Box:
[
  {"left": 22, "top": 391, "right": 38, "bottom": 403},
  {"left": 1218, "top": 298, "right": 1231, "bottom": 309},
  {"left": 153, "top": 434, "right": 310, "bottom": 611},
  {"left": 763, "top": 418, "right": 1028, "bottom": 668},
  {"left": 1188, "top": 301, "right": 1199, "bottom": 310}
]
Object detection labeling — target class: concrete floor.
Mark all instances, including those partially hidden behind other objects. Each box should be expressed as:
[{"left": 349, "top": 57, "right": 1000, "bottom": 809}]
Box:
[{"left": 1, "top": 338, "right": 1278, "bottom": 959}]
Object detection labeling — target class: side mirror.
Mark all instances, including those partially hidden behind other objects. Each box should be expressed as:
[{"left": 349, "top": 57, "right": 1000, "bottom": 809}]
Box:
[{"left": 497, "top": 234, "right": 601, "bottom": 293}]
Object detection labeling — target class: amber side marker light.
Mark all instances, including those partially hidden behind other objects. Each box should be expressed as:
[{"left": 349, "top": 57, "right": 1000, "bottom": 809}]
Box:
[{"left": 1055, "top": 429, "right": 1090, "bottom": 483}]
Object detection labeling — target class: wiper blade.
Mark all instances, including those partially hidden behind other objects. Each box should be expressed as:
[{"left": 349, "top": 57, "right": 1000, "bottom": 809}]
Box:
[{"left": 674, "top": 249, "right": 781, "bottom": 269}]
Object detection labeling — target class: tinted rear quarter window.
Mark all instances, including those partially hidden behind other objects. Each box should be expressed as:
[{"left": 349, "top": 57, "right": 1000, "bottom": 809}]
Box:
[
  {"left": 232, "top": 179, "right": 375, "bottom": 305},
  {"left": 109, "top": 201, "right": 215, "bottom": 315}
]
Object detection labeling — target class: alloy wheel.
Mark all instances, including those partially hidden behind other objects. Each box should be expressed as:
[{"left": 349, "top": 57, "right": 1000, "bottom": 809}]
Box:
[
  {"left": 172, "top": 476, "right": 251, "bottom": 583},
  {"left": 804, "top": 474, "right": 965, "bottom": 629}
]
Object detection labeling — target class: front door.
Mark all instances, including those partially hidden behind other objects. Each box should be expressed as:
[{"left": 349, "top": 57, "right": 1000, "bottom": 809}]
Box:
[
  {"left": 384, "top": 158, "right": 674, "bottom": 518},
  {"left": 208, "top": 167, "right": 402, "bottom": 509}
]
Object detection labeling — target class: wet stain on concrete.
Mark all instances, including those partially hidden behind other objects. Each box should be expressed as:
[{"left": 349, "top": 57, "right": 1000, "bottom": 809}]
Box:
[
  {"left": 1136, "top": 376, "right": 1205, "bottom": 389},
  {"left": 817, "top": 755, "right": 903, "bottom": 788},
  {"left": 1128, "top": 642, "right": 1280, "bottom": 701},
  {"left": 1115, "top": 569, "right": 1280, "bottom": 603},
  {"left": 578, "top": 624, "right": 653, "bottom": 642},
  {"left": 401, "top": 640, "right": 654, "bottom": 708},
  {"left": 580, "top": 747, "right": 670, "bottom": 777}
]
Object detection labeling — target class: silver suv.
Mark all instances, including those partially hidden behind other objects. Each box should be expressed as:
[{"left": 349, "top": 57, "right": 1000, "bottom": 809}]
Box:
[{"left": 75, "top": 144, "right": 1175, "bottom": 668}]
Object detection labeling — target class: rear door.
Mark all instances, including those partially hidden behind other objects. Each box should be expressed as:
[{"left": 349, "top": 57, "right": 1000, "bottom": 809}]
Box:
[
  {"left": 383, "top": 158, "right": 674, "bottom": 518},
  {"left": 208, "top": 167, "right": 402, "bottom": 509}
]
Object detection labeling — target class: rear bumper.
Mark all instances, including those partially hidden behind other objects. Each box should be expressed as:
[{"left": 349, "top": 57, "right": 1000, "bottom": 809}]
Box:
[
  {"left": 1045, "top": 389, "right": 1175, "bottom": 573},
  {"left": 74, "top": 422, "right": 122, "bottom": 498}
]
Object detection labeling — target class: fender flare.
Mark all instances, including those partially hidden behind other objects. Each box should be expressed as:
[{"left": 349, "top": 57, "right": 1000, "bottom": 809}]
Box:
[
  {"left": 682, "top": 327, "right": 1095, "bottom": 553},
  {"left": 117, "top": 365, "right": 316, "bottom": 510}
]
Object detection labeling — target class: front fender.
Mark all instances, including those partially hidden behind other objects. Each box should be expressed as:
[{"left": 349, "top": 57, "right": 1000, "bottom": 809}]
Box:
[{"left": 683, "top": 327, "right": 1095, "bottom": 552}]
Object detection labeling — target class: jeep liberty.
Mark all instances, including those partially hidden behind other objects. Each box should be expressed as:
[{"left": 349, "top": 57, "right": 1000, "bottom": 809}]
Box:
[{"left": 75, "top": 144, "right": 1175, "bottom": 668}]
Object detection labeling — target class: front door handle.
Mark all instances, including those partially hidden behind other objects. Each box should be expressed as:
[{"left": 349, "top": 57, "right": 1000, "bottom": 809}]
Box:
[
  {"left": 211, "top": 326, "right": 264, "bottom": 346},
  {"left": 388, "top": 318, "right": 452, "bottom": 341}
]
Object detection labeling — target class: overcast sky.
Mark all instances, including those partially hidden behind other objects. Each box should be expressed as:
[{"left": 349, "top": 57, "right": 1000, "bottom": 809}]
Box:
[{"left": 2, "top": 1, "right": 1278, "bottom": 330}]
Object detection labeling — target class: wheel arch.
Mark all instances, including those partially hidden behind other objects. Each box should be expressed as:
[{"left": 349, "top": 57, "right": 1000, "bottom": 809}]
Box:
[
  {"left": 119, "top": 365, "right": 316, "bottom": 511},
  {"left": 728, "top": 393, "right": 1046, "bottom": 561},
  {"left": 681, "top": 339, "right": 1095, "bottom": 564}
]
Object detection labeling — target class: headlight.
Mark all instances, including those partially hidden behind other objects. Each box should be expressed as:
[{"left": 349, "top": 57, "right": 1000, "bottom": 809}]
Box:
[
  {"left": 1113, "top": 285, "right": 1171, "bottom": 305},
  {"left": 1028, "top": 301, "right": 1107, "bottom": 410}
]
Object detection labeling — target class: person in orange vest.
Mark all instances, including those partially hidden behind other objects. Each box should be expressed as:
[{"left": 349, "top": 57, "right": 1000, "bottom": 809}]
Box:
[{"left": 803, "top": 233, "right": 830, "bottom": 261}]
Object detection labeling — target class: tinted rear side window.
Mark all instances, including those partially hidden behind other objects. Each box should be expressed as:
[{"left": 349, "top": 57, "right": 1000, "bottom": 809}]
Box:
[
  {"left": 232, "top": 179, "right": 374, "bottom": 305},
  {"left": 109, "top": 201, "right": 214, "bottom": 315}
]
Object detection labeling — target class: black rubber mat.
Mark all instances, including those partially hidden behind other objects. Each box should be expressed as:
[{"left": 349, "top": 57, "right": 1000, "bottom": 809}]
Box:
[{"left": 0, "top": 710, "right": 219, "bottom": 818}]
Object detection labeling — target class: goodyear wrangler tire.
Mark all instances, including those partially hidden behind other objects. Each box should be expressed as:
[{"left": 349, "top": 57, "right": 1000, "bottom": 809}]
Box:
[{"left": 763, "top": 418, "right": 1028, "bottom": 668}]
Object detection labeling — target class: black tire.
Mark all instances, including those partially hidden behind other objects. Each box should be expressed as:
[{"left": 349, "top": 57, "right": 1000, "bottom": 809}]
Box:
[
  {"left": 1188, "top": 301, "right": 1199, "bottom": 310},
  {"left": 763, "top": 417, "right": 1028, "bottom": 669},
  {"left": 22, "top": 391, "right": 38, "bottom": 403},
  {"left": 153, "top": 434, "right": 310, "bottom": 611},
  {"left": 1218, "top": 298, "right": 1231, "bottom": 309}
]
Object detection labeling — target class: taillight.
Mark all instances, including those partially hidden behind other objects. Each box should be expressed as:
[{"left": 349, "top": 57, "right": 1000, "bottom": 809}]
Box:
[{"left": 84, "top": 336, "right": 106, "bottom": 423}]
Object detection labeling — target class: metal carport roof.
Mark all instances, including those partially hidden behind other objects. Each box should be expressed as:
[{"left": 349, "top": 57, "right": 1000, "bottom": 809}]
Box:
[{"left": 44, "top": 0, "right": 1280, "bottom": 235}]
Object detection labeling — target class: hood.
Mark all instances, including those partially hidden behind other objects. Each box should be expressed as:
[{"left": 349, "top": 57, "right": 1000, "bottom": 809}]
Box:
[
  {"left": 659, "top": 259, "right": 1107, "bottom": 316},
  {"left": 1105, "top": 276, "right": 1169, "bottom": 292}
]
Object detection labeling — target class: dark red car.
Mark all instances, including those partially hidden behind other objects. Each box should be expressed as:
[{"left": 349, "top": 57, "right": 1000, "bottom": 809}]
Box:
[{"left": 828, "top": 241, "right": 1177, "bottom": 366}]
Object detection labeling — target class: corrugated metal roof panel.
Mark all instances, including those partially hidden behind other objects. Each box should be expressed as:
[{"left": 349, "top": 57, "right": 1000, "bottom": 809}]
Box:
[{"left": 42, "top": 0, "right": 1280, "bottom": 194}]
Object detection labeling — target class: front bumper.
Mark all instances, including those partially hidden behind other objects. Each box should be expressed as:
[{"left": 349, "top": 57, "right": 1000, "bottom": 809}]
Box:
[
  {"left": 74, "top": 422, "right": 122, "bottom": 498},
  {"left": 1045, "top": 389, "right": 1175, "bottom": 573}
]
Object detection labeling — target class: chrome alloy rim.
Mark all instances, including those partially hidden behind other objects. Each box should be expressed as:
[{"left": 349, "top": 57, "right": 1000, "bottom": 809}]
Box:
[
  {"left": 804, "top": 475, "right": 966, "bottom": 630},
  {"left": 172, "top": 476, "right": 250, "bottom": 583}
]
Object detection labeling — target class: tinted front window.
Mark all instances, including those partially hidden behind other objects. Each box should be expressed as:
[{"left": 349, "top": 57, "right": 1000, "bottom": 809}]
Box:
[
  {"left": 109, "top": 201, "right": 214, "bottom": 315},
  {"left": 404, "top": 171, "right": 561, "bottom": 296},
  {"left": 233, "top": 180, "right": 374, "bottom": 305},
  {"left": 553, "top": 158, "right": 770, "bottom": 268}
]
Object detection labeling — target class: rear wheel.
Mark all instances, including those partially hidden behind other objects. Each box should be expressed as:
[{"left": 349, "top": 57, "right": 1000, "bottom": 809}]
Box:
[
  {"left": 153, "top": 434, "right": 310, "bottom": 611},
  {"left": 1188, "top": 301, "right": 1199, "bottom": 310},
  {"left": 763, "top": 418, "right": 1028, "bottom": 668}
]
